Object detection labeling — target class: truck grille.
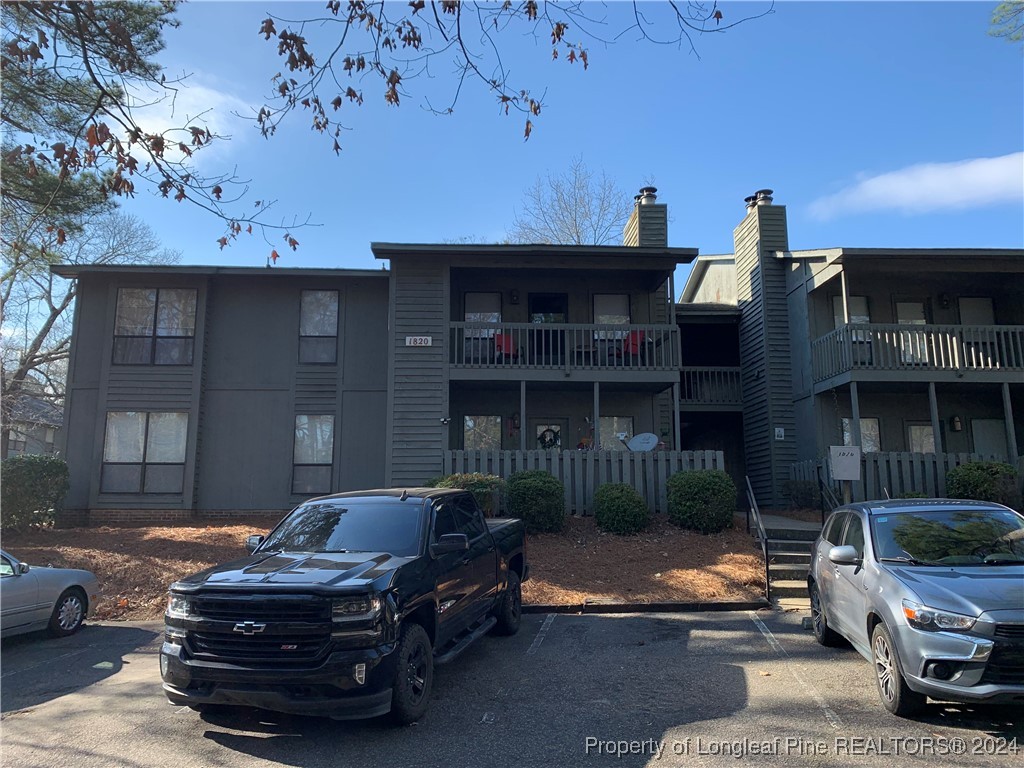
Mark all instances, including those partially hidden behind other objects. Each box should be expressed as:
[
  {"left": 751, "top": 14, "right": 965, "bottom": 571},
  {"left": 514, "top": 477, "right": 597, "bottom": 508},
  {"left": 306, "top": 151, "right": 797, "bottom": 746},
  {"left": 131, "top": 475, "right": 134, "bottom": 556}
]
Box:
[
  {"left": 194, "top": 595, "right": 330, "bottom": 622},
  {"left": 981, "top": 644, "right": 1024, "bottom": 685},
  {"left": 189, "top": 631, "right": 329, "bottom": 662},
  {"left": 187, "top": 594, "right": 332, "bottom": 665}
]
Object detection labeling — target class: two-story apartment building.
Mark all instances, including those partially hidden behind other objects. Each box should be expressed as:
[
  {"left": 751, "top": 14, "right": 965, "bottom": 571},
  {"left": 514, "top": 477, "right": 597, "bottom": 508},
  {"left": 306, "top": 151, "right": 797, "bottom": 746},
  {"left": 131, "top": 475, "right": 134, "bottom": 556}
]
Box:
[
  {"left": 681, "top": 192, "right": 1024, "bottom": 507},
  {"left": 53, "top": 187, "right": 1022, "bottom": 521},
  {"left": 54, "top": 190, "right": 703, "bottom": 522}
]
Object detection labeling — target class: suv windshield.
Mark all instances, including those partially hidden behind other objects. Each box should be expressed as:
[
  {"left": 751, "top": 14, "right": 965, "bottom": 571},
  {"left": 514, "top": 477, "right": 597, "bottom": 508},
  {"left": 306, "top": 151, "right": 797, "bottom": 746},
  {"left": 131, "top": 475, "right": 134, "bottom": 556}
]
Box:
[
  {"left": 871, "top": 508, "right": 1024, "bottom": 566},
  {"left": 261, "top": 500, "right": 426, "bottom": 557}
]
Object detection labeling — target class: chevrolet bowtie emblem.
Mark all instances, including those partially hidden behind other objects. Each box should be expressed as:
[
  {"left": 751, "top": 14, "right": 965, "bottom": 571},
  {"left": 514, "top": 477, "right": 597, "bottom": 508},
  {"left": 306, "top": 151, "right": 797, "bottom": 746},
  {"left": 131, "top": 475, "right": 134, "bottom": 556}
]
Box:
[{"left": 233, "top": 621, "right": 267, "bottom": 635}]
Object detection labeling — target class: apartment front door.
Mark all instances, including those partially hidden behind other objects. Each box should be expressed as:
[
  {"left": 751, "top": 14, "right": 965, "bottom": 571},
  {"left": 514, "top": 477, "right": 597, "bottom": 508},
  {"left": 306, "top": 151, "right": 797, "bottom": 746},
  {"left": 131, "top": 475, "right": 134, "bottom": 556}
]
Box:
[
  {"left": 528, "top": 293, "right": 568, "bottom": 365},
  {"left": 530, "top": 419, "right": 568, "bottom": 451},
  {"left": 971, "top": 419, "right": 1007, "bottom": 460},
  {"left": 896, "top": 300, "right": 929, "bottom": 364}
]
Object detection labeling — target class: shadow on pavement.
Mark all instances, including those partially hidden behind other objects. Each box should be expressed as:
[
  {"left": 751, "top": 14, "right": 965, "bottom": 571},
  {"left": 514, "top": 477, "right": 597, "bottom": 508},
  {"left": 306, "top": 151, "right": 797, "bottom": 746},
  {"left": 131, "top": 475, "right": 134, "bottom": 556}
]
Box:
[{"left": 1, "top": 623, "right": 160, "bottom": 713}]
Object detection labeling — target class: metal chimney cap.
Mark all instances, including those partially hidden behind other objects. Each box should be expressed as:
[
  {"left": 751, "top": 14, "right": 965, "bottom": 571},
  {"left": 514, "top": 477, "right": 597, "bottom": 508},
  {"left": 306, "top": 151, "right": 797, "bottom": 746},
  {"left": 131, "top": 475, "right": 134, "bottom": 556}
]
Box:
[
  {"left": 744, "top": 195, "right": 758, "bottom": 210},
  {"left": 638, "top": 186, "right": 658, "bottom": 204},
  {"left": 755, "top": 188, "right": 774, "bottom": 205}
]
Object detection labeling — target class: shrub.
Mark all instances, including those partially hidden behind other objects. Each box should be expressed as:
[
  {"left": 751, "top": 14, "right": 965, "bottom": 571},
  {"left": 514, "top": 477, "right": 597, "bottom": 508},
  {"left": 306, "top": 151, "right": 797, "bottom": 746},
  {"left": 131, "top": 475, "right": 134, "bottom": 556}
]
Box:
[
  {"left": 667, "top": 469, "right": 737, "bottom": 534},
  {"left": 425, "top": 473, "right": 506, "bottom": 516},
  {"left": 508, "top": 475, "right": 566, "bottom": 533},
  {"left": 782, "top": 479, "right": 820, "bottom": 509},
  {"left": 508, "top": 469, "right": 557, "bottom": 485},
  {"left": 593, "top": 483, "right": 649, "bottom": 535},
  {"left": 1, "top": 455, "right": 70, "bottom": 531},
  {"left": 946, "top": 461, "right": 1020, "bottom": 508},
  {"left": 896, "top": 491, "right": 929, "bottom": 499}
]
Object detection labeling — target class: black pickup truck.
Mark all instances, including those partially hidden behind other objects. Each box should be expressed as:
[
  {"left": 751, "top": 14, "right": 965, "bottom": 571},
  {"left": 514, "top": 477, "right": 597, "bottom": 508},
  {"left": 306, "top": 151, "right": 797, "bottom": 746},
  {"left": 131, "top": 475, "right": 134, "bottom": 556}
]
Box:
[{"left": 160, "top": 488, "right": 527, "bottom": 724}]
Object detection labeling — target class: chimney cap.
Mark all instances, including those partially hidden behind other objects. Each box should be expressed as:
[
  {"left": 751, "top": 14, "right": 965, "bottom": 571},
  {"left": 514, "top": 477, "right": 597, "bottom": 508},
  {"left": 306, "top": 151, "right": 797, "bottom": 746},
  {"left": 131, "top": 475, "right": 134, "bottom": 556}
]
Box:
[
  {"left": 637, "top": 186, "right": 658, "bottom": 205},
  {"left": 744, "top": 194, "right": 758, "bottom": 210},
  {"left": 755, "top": 188, "right": 774, "bottom": 206}
]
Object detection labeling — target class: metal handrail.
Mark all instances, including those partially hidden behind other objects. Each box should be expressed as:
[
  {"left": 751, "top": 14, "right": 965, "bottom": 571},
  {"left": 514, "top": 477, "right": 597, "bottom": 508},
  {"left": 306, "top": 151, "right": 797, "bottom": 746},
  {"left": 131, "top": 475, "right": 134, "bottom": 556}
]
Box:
[
  {"left": 817, "top": 463, "right": 841, "bottom": 524},
  {"left": 745, "top": 476, "right": 771, "bottom": 605}
]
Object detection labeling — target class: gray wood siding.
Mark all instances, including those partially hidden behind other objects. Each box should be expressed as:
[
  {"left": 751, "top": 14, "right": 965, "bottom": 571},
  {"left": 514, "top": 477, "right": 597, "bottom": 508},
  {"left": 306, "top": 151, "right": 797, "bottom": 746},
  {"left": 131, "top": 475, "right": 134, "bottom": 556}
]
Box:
[
  {"left": 386, "top": 260, "right": 449, "bottom": 486},
  {"left": 735, "top": 205, "right": 796, "bottom": 507},
  {"left": 623, "top": 204, "right": 668, "bottom": 248}
]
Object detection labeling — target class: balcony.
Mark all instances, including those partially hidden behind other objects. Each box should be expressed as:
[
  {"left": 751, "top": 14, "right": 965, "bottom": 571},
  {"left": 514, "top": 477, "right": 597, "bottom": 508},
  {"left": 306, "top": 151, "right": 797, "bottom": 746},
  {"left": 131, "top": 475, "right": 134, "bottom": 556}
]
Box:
[
  {"left": 450, "top": 322, "right": 680, "bottom": 377},
  {"left": 812, "top": 324, "right": 1024, "bottom": 384},
  {"left": 679, "top": 367, "right": 743, "bottom": 408}
]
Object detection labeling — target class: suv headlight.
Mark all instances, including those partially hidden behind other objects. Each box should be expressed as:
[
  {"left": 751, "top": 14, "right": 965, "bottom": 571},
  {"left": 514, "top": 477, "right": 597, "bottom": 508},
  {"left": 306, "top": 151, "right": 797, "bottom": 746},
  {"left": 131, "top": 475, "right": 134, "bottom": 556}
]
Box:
[
  {"left": 166, "top": 594, "right": 194, "bottom": 619},
  {"left": 902, "top": 600, "right": 976, "bottom": 632},
  {"left": 332, "top": 595, "right": 381, "bottom": 623}
]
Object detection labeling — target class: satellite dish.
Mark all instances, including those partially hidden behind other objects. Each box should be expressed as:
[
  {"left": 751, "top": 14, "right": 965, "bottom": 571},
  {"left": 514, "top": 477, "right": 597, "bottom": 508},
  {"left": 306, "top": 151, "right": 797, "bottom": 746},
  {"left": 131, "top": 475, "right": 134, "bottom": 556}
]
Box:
[{"left": 627, "top": 433, "right": 659, "bottom": 452}]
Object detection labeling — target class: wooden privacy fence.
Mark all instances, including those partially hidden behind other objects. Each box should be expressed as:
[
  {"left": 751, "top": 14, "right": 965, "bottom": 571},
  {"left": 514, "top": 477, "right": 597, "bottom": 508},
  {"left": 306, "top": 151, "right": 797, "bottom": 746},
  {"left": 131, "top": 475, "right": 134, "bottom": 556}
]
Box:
[
  {"left": 790, "top": 452, "right": 1017, "bottom": 502},
  {"left": 443, "top": 449, "right": 725, "bottom": 515}
]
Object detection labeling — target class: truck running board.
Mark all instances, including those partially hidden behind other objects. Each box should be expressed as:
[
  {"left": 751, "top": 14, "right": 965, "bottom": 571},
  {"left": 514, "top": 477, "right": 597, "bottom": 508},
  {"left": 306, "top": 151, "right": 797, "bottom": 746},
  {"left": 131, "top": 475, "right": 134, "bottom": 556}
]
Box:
[{"left": 434, "top": 616, "right": 497, "bottom": 665}]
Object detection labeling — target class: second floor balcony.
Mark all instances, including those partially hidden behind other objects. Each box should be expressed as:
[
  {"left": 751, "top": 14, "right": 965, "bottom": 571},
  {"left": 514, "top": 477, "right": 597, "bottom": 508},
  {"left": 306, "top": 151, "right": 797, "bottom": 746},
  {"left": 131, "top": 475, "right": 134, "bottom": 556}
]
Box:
[
  {"left": 812, "top": 323, "right": 1024, "bottom": 384},
  {"left": 450, "top": 322, "right": 680, "bottom": 377}
]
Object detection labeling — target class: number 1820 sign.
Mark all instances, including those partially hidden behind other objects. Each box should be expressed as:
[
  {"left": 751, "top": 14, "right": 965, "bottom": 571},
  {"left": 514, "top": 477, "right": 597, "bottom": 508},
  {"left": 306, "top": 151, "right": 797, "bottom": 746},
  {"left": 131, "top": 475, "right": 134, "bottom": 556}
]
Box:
[{"left": 405, "top": 336, "right": 432, "bottom": 347}]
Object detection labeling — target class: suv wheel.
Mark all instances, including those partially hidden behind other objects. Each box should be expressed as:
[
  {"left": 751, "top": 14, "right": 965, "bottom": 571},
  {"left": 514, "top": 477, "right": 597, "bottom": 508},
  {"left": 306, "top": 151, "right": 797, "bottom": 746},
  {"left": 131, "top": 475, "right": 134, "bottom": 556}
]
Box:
[
  {"left": 808, "top": 582, "right": 842, "bottom": 647},
  {"left": 871, "top": 623, "right": 926, "bottom": 717}
]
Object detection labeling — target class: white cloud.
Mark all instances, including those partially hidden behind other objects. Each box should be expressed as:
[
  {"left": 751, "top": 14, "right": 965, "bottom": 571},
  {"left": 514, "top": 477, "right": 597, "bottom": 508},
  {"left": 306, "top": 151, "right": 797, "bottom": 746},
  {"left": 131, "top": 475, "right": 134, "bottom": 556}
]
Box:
[
  {"left": 809, "top": 152, "right": 1024, "bottom": 220},
  {"left": 125, "top": 78, "right": 255, "bottom": 165}
]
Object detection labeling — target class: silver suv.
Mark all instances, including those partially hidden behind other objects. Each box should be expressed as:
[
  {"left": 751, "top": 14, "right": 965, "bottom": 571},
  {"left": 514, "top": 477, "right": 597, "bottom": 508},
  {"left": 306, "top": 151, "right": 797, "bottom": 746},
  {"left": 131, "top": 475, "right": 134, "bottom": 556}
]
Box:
[{"left": 808, "top": 499, "right": 1024, "bottom": 716}]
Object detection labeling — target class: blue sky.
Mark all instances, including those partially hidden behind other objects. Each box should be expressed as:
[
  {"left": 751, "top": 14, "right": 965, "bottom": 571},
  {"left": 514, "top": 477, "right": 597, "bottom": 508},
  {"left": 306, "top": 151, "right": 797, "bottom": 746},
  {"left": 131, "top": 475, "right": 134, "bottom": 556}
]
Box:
[{"left": 125, "top": 1, "right": 1024, "bottom": 286}]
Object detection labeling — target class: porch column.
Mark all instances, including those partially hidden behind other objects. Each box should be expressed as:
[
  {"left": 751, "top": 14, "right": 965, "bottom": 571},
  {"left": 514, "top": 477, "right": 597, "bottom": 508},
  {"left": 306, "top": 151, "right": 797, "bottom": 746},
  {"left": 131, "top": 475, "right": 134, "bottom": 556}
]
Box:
[
  {"left": 673, "top": 382, "right": 681, "bottom": 451},
  {"left": 519, "top": 380, "right": 527, "bottom": 452},
  {"left": 1003, "top": 382, "right": 1019, "bottom": 463},
  {"left": 840, "top": 269, "right": 851, "bottom": 323},
  {"left": 593, "top": 382, "right": 601, "bottom": 449},
  {"left": 849, "top": 381, "right": 862, "bottom": 504},
  {"left": 849, "top": 381, "right": 863, "bottom": 446},
  {"left": 928, "top": 382, "right": 943, "bottom": 454}
]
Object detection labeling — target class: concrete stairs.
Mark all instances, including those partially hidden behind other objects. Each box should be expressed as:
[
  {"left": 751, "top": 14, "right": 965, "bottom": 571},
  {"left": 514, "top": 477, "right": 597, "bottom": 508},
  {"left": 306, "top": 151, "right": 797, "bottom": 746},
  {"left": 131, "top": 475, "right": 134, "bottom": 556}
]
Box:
[{"left": 754, "top": 515, "right": 822, "bottom": 610}]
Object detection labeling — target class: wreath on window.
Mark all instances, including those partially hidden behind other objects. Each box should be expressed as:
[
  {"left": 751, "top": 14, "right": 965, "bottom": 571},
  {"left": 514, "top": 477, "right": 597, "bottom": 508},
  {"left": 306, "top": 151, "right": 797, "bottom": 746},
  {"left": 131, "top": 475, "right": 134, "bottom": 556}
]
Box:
[{"left": 537, "top": 428, "right": 560, "bottom": 450}]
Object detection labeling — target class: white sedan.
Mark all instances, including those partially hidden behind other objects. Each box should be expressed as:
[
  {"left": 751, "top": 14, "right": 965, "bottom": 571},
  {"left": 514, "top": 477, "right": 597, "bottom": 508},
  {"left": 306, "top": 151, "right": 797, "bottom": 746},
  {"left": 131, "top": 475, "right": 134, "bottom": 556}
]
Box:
[{"left": 0, "top": 549, "right": 101, "bottom": 638}]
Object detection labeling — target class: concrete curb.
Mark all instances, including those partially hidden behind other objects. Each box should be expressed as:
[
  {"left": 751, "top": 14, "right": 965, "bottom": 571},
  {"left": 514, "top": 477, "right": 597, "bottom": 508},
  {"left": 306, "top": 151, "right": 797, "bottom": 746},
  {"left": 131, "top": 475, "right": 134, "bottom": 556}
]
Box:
[{"left": 523, "top": 599, "right": 771, "bottom": 615}]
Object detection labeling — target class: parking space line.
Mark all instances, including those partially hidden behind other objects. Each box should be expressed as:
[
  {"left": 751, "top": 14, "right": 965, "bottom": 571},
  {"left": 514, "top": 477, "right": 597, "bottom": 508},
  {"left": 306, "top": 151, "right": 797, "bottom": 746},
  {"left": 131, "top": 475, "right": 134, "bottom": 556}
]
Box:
[
  {"left": 526, "top": 614, "right": 555, "bottom": 656},
  {"left": 749, "top": 612, "right": 844, "bottom": 729}
]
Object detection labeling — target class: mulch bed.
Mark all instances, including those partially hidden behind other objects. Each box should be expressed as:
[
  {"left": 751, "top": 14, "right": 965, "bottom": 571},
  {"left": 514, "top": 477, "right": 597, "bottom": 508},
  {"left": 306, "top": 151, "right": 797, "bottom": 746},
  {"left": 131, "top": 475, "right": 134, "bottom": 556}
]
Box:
[{"left": 2, "top": 514, "right": 766, "bottom": 621}]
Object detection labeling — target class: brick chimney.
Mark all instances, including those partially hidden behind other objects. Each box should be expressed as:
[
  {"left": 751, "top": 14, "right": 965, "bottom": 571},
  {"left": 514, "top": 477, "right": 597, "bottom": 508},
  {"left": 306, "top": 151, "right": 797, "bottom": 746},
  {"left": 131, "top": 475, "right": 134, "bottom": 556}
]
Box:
[{"left": 623, "top": 186, "right": 667, "bottom": 247}]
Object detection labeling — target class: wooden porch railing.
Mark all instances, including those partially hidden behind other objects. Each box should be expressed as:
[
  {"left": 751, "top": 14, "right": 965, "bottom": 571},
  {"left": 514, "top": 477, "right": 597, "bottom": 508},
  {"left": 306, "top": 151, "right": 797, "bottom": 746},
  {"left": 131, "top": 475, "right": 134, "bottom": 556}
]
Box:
[
  {"left": 450, "top": 322, "right": 680, "bottom": 371},
  {"left": 680, "top": 366, "right": 743, "bottom": 405},
  {"left": 444, "top": 449, "right": 724, "bottom": 515},
  {"left": 811, "top": 324, "right": 1024, "bottom": 382}
]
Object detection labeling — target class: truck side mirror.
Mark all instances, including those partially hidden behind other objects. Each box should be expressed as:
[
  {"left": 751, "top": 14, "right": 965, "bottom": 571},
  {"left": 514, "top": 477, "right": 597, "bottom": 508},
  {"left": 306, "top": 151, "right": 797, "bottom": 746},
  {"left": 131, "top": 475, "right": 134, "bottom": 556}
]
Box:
[
  {"left": 430, "top": 533, "right": 469, "bottom": 557},
  {"left": 246, "top": 535, "right": 265, "bottom": 554}
]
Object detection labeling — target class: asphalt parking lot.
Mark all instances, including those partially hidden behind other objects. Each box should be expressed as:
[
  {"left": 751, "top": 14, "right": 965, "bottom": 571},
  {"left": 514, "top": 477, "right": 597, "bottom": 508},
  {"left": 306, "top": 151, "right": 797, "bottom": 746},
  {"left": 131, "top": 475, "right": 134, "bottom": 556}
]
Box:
[{"left": 2, "top": 610, "right": 1021, "bottom": 768}]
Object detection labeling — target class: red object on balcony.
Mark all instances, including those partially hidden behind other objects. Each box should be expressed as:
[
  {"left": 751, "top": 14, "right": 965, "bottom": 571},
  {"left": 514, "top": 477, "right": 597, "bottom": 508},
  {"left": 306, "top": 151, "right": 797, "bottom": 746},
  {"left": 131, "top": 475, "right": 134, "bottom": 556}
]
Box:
[
  {"left": 622, "top": 330, "right": 646, "bottom": 362},
  {"left": 495, "top": 333, "right": 519, "bottom": 362}
]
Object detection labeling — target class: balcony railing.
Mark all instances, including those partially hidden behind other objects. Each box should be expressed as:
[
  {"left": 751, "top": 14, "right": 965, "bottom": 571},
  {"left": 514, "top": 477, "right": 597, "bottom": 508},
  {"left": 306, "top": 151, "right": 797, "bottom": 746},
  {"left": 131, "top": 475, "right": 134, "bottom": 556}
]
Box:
[
  {"left": 680, "top": 366, "right": 743, "bottom": 406},
  {"left": 812, "top": 323, "right": 1024, "bottom": 382},
  {"left": 450, "top": 322, "right": 680, "bottom": 372}
]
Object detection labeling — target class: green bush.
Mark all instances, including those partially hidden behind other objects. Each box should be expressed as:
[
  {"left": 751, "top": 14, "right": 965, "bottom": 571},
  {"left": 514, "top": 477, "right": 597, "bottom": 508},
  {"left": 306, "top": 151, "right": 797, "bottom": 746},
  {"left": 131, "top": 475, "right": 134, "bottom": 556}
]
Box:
[
  {"left": 508, "top": 475, "right": 566, "bottom": 533},
  {"left": 508, "top": 469, "right": 558, "bottom": 485},
  {"left": 593, "top": 483, "right": 649, "bottom": 535},
  {"left": 1, "top": 455, "right": 70, "bottom": 531},
  {"left": 667, "top": 469, "right": 737, "bottom": 534},
  {"left": 946, "top": 461, "right": 1020, "bottom": 508},
  {"left": 896, "top": 491, "right": 929, "bottom": 499},
  {"left": 425, "top": 473, "right": 506, "bottom": 516},
  {"left": 782, "top": 479, "right": 820, "bottom": 509}
]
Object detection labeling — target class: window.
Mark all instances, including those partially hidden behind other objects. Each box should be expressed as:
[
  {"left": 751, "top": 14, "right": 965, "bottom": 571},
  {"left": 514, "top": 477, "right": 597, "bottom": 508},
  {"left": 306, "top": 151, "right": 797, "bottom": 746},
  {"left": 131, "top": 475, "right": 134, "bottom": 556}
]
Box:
[
  {"left": 594, "top": 294, "right": 630, "bottom": 340},
  {"left": 465, "top": 292, "right": 501, "bottom": 341},
  {"left": 832, "top": 296, "right": 869, "bottom": 328},
  {"left": 293, "top": 414, "right": 334, "bottom": 494},
  {"left": 600, "top": 416, "right": 634, "bottom": 450},
  {"left": 299, "top": 290, "right": 339, "bottom": 364},
  {"left": 841, "top": 417, "right": 881, "bottom": 453},
  {"left": 454, "top": 495, "right": 487, "bottom": 539},
  {"left": 0, "top": 556, "right": 13, "bottom": 577},
  {"left": 6, "top": 429, "right": 27, "bottom": 454},
  {"left": 113, "top": 288, "right": 196, "bottom": 365},
  {"left": 44, "top": 427, "right": 55, "bottom": 454},
  {"left": 464, "top": 416, "right": 502, "bottom": 450},
  {"left": 908, "top": 424, "right": 935, "bottom": 454},
  {"left": 432, "top": 502, "right": 458, "bottom": 541},
  {"left": 101, "top": 411, "right": 188, "bottom": 493},
  {"left": 838, "top": 514, "right": 865, "bottom": 558},
  {"left": 822, "top": 512, "right": 848, "bottom": 545}
]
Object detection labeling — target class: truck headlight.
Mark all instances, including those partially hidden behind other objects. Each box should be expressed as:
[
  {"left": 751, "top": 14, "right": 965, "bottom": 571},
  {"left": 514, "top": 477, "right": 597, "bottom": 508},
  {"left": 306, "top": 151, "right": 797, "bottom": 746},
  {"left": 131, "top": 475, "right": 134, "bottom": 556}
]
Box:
[
  {"left": 902, "top": 600, "right": 976, "bottom": 632},
  {"left": 332, "top": 595, "right": 381, "bottom": 623},
  {"left": 166, "top": 594, "right": 194, "bottom": 619}
]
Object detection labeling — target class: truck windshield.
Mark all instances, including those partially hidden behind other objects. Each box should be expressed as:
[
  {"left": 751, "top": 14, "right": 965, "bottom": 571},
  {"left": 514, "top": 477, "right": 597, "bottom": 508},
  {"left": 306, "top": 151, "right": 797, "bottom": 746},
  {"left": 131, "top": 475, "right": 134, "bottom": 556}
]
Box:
[
  {"left": 871, "top": 509, "right": 1024, "bottom": 566},
  {"left": 261, "top": 501, "right": 425, "bottom": 557}
]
